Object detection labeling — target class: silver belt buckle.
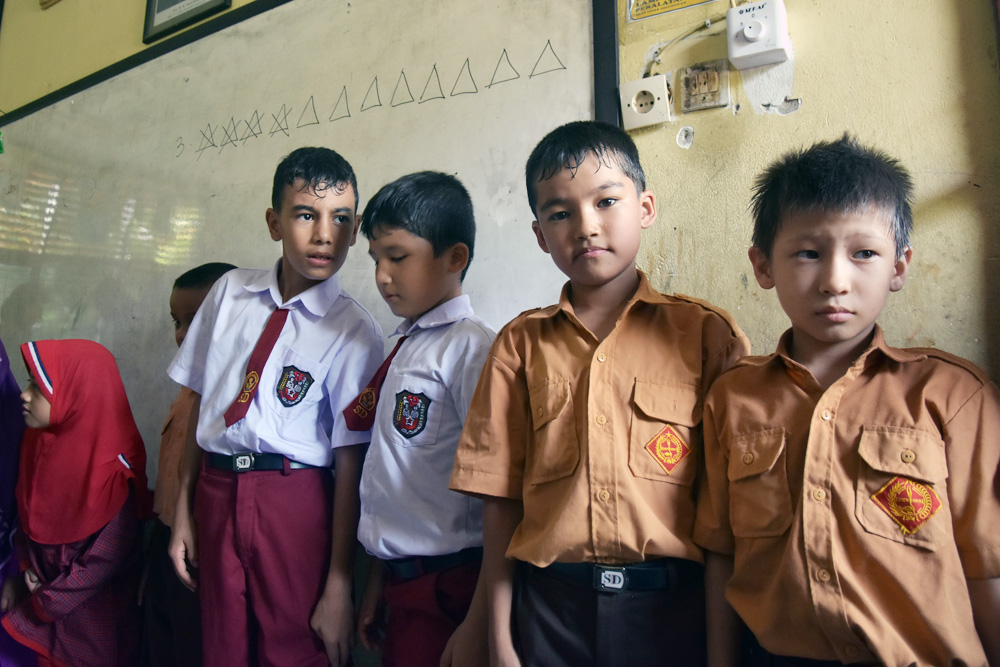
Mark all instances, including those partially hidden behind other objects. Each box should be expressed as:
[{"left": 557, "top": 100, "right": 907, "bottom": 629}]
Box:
[
  {"left": 234, "top": 453, "right": 254, "bottom": 471},
  {"left": 595, "top": 565, "right": 627, "bottom": 591}
]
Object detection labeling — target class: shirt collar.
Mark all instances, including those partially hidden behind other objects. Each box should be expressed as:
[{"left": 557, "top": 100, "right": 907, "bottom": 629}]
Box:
[
  {"left": 770, "top": 324, "right": 926, "bottom": 372},
  {"left": 243, "top": 260, "right": 344, "bottom": 316},
  {"left": 395, "top": 294, "right": 473, "bottom": 336},
  {"left": 526, "top": 269, "right": 666, "bottom": 320}
]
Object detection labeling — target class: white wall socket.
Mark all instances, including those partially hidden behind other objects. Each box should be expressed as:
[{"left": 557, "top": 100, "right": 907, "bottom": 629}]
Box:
[
  {"left": 726, "top": 0, "right": 792, "bottom": 70},
  {"left": 619, "top": 73, "right": 672, "bottom": 131}
]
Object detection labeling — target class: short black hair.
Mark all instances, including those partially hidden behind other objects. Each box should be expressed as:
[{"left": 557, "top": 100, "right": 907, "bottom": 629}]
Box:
[
  {"left": 525, "top": 120, "right": 647, "bottom": 214},
  {"left": 360, "top": 171, "right": 476, "bottom": 281},
  {"left": 271, "top": 147, "right": 358, "bottom": 211},
  {"left": 173, "top": 262, "right": 237, "bottom": 290},
  {"left": 751, "top": 133, "right": 913, "bottom": 260}
]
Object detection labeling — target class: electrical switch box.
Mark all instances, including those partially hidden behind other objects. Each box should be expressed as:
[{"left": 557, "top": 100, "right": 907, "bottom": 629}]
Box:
[
  {"left": 726, "top": 0, "right": 792, "bottom": 70},
  {"left": 619, "top": 73, "right": 672, "bottom": 131},
  {"left": 680, "top": 60, "right": 730, "bottom": 113}
]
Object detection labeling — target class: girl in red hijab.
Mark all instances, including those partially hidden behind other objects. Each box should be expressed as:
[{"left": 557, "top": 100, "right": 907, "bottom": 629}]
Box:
[{"left": 1, "top": 340, "right": 151, "bottom": 667}]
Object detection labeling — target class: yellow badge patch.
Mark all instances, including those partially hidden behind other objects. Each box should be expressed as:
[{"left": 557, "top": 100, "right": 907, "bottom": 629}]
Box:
[
  {"left": 871, "top": 476, "right": 942, "bottom": 535},
  {"left": 645, "top": 424, "right": 690, "bottom": 474}
]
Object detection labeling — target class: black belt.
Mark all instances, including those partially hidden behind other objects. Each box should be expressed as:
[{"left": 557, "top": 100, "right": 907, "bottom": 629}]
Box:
[
  {"left": 206, "top": 452, "right": 320, "bottom": 472},
  {"left": 384, "top": 547, "right": 483, "bottom": 581},
  {"left": 539, "top": 558, "right": 702, "bottom": 592}
]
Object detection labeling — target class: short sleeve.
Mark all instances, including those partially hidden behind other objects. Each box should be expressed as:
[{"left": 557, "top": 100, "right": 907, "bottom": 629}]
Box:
[
  {"left": 327, "top": 309, "right": 385, "bottom": 449},
  {"left": 450, "top": 328, "right": 529, "bottom": 500},
  {"left": 167, "top": 276, "right": 226, "bottom": 394},
  {"left": 694, "top": 387, "right": 736, "bottom": 555},
  {"left": 942, "top": 379, "right": 1000, "bottom": 578}
]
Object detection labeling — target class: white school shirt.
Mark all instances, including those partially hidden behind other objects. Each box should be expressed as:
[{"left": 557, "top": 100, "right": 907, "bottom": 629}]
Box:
[
  {"left": 358, "top": 295, "right": 495, "bottom": 559},
  {"left": 168, "top": 263, "right": 384, "bottom": 467}
]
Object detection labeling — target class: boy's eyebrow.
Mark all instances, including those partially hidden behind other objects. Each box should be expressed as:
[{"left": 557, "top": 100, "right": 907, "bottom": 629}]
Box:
[
  {"left": 290, "top": 204, "right": 354, "bottom": 215},
  {"left": 536, "top": 180, "right": 626, "bottom": 213}
]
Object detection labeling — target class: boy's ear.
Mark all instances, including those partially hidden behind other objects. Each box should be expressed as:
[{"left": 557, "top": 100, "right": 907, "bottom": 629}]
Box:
[
  {"left": 889, "top": 247, "right": 912, "bottom": 292},
  {"left": 531, "top": 221, "right": 551, "bottom": 255},
  {"left": 445, "top": 243, "right": 470, "bottom": 275},
  {"left": 748, "top": 246, "right": 775, "bottom": 290},
  {"left": 349, "top": 214, "right": 361, "bottom": 247},
  {"left": 639, "top": 190, "right": 657, "bottom": 230},
  {"left": 265, "top": 208, "right": 282, "bottom": 242}
]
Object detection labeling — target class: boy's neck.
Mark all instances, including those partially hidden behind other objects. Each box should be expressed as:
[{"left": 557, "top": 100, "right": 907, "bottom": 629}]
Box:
[
  {"left": 276, "top": 261, "right": 323, "bottom": 303},
  {"left": 788, "top": 325, "right": 877, "bottom": 390},
  {"left": 568, "top": 267, "right": 641, "bottom": 342}
]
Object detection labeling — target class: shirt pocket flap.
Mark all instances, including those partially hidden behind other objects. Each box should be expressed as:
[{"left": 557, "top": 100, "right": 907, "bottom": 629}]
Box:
[
  {"left": 728, "top": 428, "right": 787, "bottom": 482},
  {"left": 857, "top": 426, "right": 947, "bottom": 484},
  {"left": 632, "top": 380, "right": 701, "bottom": 427},
  {"left": 528, "top": 381, "right": 572, "bottom": 431}
]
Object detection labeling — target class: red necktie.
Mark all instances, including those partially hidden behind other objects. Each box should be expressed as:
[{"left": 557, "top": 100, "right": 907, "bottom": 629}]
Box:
[
  {"left": 223, "top": 307, "right": 289, "bottom": 427},
  {"left": 343, "top": 336, "right": 408, "bottom": 431}
]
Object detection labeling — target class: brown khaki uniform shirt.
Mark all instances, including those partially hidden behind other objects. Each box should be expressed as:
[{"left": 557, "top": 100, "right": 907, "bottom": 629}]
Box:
[
  {"left": 152, "top": 386, "right": 198, "bottom": 527},
  {"left": 695, "top": 327, "right": 1000, "bottom": 666},
  {"left": 450, "top": 271, "right": 749, "bottom": 566}
]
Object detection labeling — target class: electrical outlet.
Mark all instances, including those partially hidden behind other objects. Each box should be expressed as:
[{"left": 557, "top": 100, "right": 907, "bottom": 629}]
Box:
[
  {"left": 680, "top": 60, "right": 730, "bottom": 113},
  {"left": 619, "top": 73, "right": 672, "bottom": 131}
]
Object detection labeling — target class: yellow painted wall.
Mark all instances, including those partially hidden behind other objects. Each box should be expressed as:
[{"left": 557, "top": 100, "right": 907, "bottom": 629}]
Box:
[
  {"left": 0, "top": 0, "right": 256, "bottom": 114},
  {"left": 621, "top": 0, "right": 1000, "bottom": 376}
]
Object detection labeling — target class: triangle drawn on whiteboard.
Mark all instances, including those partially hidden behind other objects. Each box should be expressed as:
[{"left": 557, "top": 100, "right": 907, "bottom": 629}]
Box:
[
  {"left": 530, "top": 40, "right": 566, "bottom": 78},
  {"left": 487, "top": 49, "right": 520, "bottom": 88},
  {"left": 391, "top": 71, "right": 415, "bottom": 107},
  {"left": 450, "top": 59, "right": 478, "bottom": 96},
  {"left": 362, "top": 77, "right": 382, "bottom": 112},
  {"left": 269, "top": 104, "right": 292, "bottom": 137},
  {"left": 419, "top": 65, "right": 445, "bottom": 103},
  {"left": 329, "top": 87, "right": 351, "bottom": 121},
  {"left": 297, "top": 96, "right": 320, "bottom": 128}
]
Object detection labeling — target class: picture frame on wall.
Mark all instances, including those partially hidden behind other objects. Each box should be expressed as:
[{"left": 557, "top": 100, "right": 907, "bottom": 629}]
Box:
[{"left": 143, "top": 0, "right": 232, "bottom": 44}]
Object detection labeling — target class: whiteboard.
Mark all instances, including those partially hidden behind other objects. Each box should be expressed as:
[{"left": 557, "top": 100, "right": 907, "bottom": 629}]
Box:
[{"left": 0, "top": 0, "right": 595, "bottom": 481}]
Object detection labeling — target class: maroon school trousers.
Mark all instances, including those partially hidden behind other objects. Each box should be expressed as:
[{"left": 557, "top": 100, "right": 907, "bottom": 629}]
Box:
[{"left": 194, "top": 464, "right": 333, "bottom": 667}]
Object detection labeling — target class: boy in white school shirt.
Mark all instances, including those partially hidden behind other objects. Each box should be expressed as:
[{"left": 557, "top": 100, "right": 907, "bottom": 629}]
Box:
[
  {"left": 167, "top": 147, "right": 384, "bottom": 667},
  {"left": 349, "top": 171, "right": 495, "bottom": 667}
]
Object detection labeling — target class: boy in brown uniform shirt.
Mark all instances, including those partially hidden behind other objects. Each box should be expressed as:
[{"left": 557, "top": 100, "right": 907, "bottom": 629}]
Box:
[
  {"left": 695, "top": 135, "right": 1000, "bottom": 666},
  {"left": 448, "top": 121, "right": 750, "bottom": 666}
]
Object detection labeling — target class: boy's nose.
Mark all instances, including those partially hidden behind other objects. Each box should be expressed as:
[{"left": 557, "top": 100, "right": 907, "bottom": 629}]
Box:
[
  {"left": 313, "top": 216, "right": 334, "bottom": 243},
  {"left": 820, "top": 256, "right": 851, "bottom": 294},
  {"left": 575, "top": 210, "right": 600, "bottom": 238}
]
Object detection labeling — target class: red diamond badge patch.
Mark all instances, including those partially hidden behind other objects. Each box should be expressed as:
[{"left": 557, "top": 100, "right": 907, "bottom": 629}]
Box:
[
  {"left": 871, "top": 476, "right": 942, "bottom": 536},
  {"left": 645, "top": 424, "right": 690, "bottom": 474}
]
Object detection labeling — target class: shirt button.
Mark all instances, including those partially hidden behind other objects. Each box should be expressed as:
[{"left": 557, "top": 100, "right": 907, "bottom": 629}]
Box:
[
  {"left": 596, "top": 414, "right": 607, "bottom": 426},
  {"left": 742, "top": 452, "right": 755, "bottom": 465},
  {"left": 811, "top": 487, "right": 826, "bottom": 502},
  {"left": 597, "top": 353, "right": 607, "bottom": 362},
  {"left": 901, "top": 449, "right": 916, "bottom": 464},
  {"left": 821, "top": 409, "right": 832, "bottom": 421},
  {"left": 844, "top": 644, "right": 860, "bottom": 658},
  {"left": 536, "top": 407, "right": 544, "bottom": 417},
  {"left": 598, "top": 489, "right": 611, "bottom": 502},
  {"left": 816, "top": 568, "right": 831, "bottom": 583}
]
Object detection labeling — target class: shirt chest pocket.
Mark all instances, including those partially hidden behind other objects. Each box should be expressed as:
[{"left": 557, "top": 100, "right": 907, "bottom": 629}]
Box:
[
  {"left": 855, "top": 426, "right": 950, "bottom": 551},
  {"left": 628, "top": 381, "right": 700, "bottom": 486},
  {"left": 263, "top": 348, "right": 329, "bottom": 420},
  {"left": 727, "top": 428, "right": 793, "bottom": 538},
  {"left": 382, "top": 375, "right": 446, "bottom": 448},
  {"left": 526, "top": 381, "right": 580, "bottom": 485}
]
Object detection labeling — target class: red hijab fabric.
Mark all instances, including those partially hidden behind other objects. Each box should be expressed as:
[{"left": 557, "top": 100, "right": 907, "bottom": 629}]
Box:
[{"left": 18, "top": 340, "right": 151, "bottom": 545}]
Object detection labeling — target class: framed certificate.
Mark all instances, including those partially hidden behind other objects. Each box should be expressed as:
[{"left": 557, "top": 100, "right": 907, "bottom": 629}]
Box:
[{"left": 143, "top": 0, "right": 232, "bottom": 44}]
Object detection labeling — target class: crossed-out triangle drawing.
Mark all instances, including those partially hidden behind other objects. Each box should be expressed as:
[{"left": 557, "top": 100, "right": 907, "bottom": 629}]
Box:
[
  {"left": 196, "top": 123, "right": 217, "bottom": 154},
  {"left": 450, "top": 58, "right": 478, "bottom": 96},
  {"left": 297, "top": 96, "right": 320, "bottom": 128},
  {"left": 419, "top": 65, "right": 445, "bottom": 103},
  {"left": 219, "top": 117, "right": 241, "bottom": 150},
  {"left": 530, "top": 40, "right": 566, "bottom": 77},
  {"left": 362, "top": 78, "right": 382, "bottom": 111},
  {"left": 269, "top": 104, "right": 292, "bottom": 137},
  {"left": 391, "top": 71, "right": 415, "bottom": 107},
  {"left": 330, "top": 87, "right": 350, "bottom": 121},
  {"left": 487, "top": 49, "right": 520, "bottom": 88},
  {"left": 241, "top": 110, "right": 263, "bottom": 143}
]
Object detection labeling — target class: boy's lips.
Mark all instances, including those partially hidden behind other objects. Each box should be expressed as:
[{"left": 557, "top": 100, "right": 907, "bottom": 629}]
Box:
[
  {"left": 817, "top": 306, "right": 853, "bottom": 322},
  {"left": 306, "top": 253, "right": 333, "bottom": 266},
  {"left": 575, "top": 246, "right": 607, "bottom": 259}
]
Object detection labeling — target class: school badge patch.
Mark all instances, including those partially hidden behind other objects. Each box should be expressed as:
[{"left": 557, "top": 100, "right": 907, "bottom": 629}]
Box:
[
  {"left": 394, "top": 391, "right": 431, "bottom": 438},
  {"left": 645, "top": 424, "right": 690, "bottom": 474},
  {"left": 871, "top": 476, "right": 942, "bottom": 536},
  {"left": 275, "top": 366, "right": 314, "bottom": 408}
]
